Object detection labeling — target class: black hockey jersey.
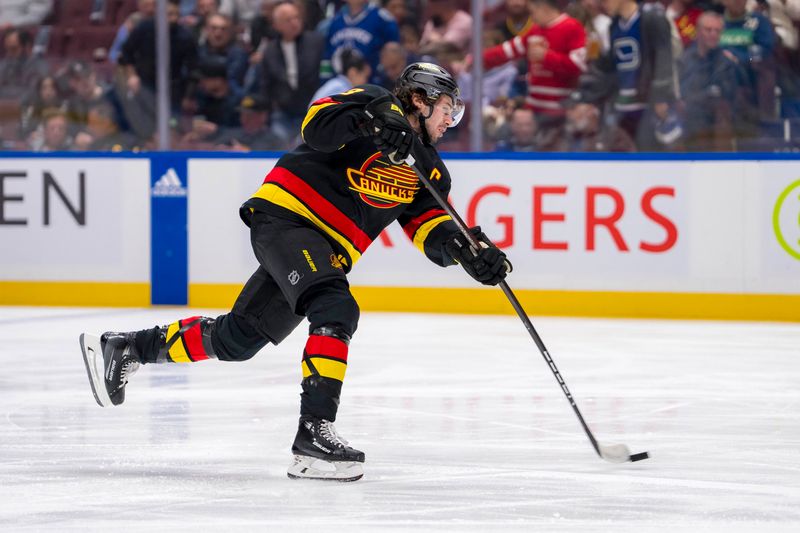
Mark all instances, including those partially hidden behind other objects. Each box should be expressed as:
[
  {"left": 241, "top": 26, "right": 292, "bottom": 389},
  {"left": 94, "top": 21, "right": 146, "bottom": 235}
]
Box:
[{"left": 240, "top": 84, "right": 459, "bottom": 273}]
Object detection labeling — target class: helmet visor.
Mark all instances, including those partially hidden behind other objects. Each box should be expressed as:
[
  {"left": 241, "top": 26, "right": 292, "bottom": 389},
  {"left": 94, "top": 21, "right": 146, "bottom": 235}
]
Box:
[{"left": 435, "top": 95, "right": 465, "bottom": 128}]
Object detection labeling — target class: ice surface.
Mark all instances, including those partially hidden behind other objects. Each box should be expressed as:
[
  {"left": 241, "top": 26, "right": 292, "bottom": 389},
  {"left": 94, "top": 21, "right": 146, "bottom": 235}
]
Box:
[{"left": 1, "top": 306, "right": 799, "bottom": 531}]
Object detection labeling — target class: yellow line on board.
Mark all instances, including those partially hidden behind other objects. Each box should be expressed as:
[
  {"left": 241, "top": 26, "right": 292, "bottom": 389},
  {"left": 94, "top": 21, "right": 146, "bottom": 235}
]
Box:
[
  {"left": 7, "top": 281, "right": 795, "bottom": 322},
  {"left": 189, "top": 284, "right": 800, "bottom": 323},
  {"left": 0, "top": 281, "right": 150, "bottom": 307}
]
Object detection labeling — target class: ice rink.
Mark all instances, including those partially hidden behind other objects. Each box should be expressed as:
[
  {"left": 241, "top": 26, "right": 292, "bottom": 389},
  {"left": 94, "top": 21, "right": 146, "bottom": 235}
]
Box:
[{"left": 1, "top": 306, "right": 798, "bottom": 531}]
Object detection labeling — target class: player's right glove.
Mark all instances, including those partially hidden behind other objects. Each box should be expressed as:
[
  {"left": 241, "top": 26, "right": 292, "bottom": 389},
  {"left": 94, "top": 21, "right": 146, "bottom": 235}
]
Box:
[
  {"left": 445, "top": 227, "right": 512, "bottom": 286},
  {"left": 361, "top": 95, "right": 414, "bottom": 164}
]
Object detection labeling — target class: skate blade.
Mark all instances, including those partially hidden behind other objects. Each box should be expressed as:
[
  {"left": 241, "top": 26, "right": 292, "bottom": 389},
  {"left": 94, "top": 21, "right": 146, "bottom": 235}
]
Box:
[
  {"left": 79, "top": 333, "right": 112, "bottom": 407},
  {"left": 287, "top": 454, "right": 364, "bottom": 482}
]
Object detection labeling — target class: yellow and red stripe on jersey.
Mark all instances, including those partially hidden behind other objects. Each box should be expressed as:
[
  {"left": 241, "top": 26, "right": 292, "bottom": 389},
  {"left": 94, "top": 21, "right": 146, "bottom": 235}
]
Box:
[
  {"left": 165, "top": 316, "right": 212, "bottom": 363},
  {"left": 252, "top": 167, "right": 373, "bottom": 267},
  {"left": 403, "top": 208, "right": 452, "bottom": 254},
  {"left": 301, "top": 96, "right": 339, "bottom": 141},
  {"left": 301, "top": 334, "right": 348, "bottom": 382}
]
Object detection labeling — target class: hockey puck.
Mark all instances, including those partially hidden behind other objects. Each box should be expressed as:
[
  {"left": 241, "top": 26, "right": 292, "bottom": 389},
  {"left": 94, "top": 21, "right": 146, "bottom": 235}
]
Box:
[{"left": 629, "top": 451, "right": 650, "bottom": 462}]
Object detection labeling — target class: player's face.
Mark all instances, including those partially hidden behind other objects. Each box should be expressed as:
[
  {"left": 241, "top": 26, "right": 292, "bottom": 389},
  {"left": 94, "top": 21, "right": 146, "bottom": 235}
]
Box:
[{"left": 425, "top": 96, "right": 457, "bottom": 143}]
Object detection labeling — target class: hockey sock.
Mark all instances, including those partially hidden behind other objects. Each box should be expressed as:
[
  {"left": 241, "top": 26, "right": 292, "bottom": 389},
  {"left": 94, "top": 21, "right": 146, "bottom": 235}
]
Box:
[
  {"left": 135, "top": 316, "right": 218, "bottom": 364},
  {"left": 300, "top": 327, "right": 349, "bottom": 421}
]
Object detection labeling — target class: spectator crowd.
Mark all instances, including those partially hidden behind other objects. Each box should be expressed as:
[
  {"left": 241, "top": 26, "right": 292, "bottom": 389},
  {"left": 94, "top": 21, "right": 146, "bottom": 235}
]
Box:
[{"left": 1, "top": 0, "right": 799, "bottom": 153}]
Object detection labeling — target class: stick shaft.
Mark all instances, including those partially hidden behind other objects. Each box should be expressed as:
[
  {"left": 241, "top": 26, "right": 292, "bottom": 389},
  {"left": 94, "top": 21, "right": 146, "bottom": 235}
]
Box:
[{"left": 406, "top": 157, "right": 602, "bottom": 458}]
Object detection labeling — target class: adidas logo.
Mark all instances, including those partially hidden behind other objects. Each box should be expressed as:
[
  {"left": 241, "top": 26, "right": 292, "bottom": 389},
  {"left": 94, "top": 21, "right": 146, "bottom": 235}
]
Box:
[{"left": 152, "top": 168, "right": 187, "bottom": 197}]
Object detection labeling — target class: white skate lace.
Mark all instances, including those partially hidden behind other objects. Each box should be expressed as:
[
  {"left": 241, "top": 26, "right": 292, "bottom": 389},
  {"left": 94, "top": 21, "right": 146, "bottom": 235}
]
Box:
[
  {"left": 319, "top": 420, "right": 349, "bottom": 448},
  {"left": 120, "top": 359, "right": 140, "bottom": 386}
]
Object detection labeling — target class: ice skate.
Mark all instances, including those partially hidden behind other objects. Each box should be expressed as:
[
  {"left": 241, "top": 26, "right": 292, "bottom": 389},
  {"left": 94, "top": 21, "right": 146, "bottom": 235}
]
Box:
[
  {"left": 79, "top": 332, "right": 141, "bottom": 407},
  {"left": 287, "top": 415, "right": 365, "bottom": 482}
]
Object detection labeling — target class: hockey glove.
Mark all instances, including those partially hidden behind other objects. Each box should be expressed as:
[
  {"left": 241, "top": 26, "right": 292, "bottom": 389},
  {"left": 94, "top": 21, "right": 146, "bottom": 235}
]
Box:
[
  {"left": 361, "top": 95, "right": 414, "bottom": 164},
  {"left": 445, "top": 227, "right": 512, "bottom": 286}
]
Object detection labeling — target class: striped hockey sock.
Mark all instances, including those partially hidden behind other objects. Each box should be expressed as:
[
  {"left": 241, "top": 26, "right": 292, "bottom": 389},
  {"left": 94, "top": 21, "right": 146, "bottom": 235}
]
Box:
[{"left": 159, "top": 316, "right": 217, "bottom": 363}]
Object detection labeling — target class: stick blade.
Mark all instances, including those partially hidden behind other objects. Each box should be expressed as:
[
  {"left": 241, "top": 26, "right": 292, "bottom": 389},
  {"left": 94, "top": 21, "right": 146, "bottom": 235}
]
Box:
[{"left": 598, "top": 443, "right": 650, "bottom": 463}]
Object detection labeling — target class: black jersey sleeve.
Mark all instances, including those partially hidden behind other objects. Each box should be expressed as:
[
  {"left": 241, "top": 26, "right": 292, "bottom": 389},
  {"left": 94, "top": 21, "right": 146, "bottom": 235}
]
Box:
[{"left": 301, "top": 84, "right": 398, "bottom": 152}]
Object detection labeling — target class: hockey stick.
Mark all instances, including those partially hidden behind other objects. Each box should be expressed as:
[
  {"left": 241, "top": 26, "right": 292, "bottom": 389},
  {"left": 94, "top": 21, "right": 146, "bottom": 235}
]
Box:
[{"left": 406, "top": 155, "right": 649, "bottom": 464}]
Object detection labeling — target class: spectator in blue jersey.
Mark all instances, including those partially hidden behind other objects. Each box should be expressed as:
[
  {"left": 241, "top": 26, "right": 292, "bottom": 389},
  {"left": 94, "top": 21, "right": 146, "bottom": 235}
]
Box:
[
  {"left": 719, "top": 0, "right": 777, "bottom": 134},
  {"left": 678, "top": 11, "right": 740, "bottom": 151},
  {"left": 309, "top": 49, "right": 371, "bottom": 104},
  {"left": 198, "top": 13, "right": 249, "bottom": 100},
  {"left": 321, "top": 0, "right": 400, "bottom": 82},
  {"left": 260, "top": 0, "right": 324, "bottom": 143},
  {"left": 580, "top": 0, "right": 678, "bottom": 150}
]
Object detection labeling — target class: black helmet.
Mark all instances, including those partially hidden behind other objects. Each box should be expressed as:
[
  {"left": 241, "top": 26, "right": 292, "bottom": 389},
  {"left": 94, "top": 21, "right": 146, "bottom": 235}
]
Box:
[{"left": 396, "top": 62, "right": 464, "bottom": 127}]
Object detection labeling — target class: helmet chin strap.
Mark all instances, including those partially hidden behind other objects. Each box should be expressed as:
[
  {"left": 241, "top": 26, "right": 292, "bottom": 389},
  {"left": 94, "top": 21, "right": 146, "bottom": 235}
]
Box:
[{"left": 417, "top": 102, "right": 434, "bottom": 145}]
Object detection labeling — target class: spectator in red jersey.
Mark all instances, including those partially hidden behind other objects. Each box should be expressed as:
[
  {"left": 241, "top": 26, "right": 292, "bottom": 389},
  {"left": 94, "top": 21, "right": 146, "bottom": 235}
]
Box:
[
  {"left": 481, "top": 0, "right": 587, "bottom": 149},
  {"left": 667, "top": 0, "right": 704, "bottom": 47}
]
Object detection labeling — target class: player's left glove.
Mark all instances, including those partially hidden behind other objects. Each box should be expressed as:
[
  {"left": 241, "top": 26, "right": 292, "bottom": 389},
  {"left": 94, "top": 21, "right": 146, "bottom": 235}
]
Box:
[
  {"left": 445, "top": 227, "right": 512, "bottom": 286},
  {"left": 361, "top": 95, "right": 414, "bottom": 164}
]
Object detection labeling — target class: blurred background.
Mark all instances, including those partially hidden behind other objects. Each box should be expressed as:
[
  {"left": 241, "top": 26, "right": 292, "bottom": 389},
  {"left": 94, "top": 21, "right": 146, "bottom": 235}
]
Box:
[{"left": 2, "top": 0, "right": 799, "bottom": 154}]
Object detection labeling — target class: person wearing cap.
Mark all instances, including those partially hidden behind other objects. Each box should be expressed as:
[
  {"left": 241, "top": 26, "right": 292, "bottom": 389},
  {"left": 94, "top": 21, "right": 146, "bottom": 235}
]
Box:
[
  {"left": 63, "top": 61, "right": 109, "bottom": 137},
  {"left": 78, "top": 62, "right": 511, "bottom": 483},
  {"left": 215, "top": 93, "right": 285, "bottom": 151}
]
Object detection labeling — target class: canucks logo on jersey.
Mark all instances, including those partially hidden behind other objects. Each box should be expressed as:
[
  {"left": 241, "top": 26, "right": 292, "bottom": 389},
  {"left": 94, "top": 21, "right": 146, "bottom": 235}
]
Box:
[{"left": 347, "top": 152, "right": 419, "bottom": 208}]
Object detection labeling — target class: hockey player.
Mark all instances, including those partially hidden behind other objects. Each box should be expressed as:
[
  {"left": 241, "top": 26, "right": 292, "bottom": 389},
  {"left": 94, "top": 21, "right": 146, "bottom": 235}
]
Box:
[{"left": 79, "top": 62, "right": 511, "bottom": 482}]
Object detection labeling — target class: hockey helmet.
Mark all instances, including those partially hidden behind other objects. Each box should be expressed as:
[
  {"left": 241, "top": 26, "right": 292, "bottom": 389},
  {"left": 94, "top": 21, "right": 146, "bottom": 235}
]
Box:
[{"left": 396, "top": 62, "right": 464, "bottom": 127}]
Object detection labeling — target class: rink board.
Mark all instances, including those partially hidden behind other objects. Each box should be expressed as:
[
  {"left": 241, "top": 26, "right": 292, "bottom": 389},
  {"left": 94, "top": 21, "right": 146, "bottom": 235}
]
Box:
[
  {"left": 1, "top": 153, "right": 798, "bottom": 320},
  {"left": 187, "top": 156, "right": 800, "bottom": 321},
  {"left": 0, "top": 157, "right": 151, "bottom": 306}
]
